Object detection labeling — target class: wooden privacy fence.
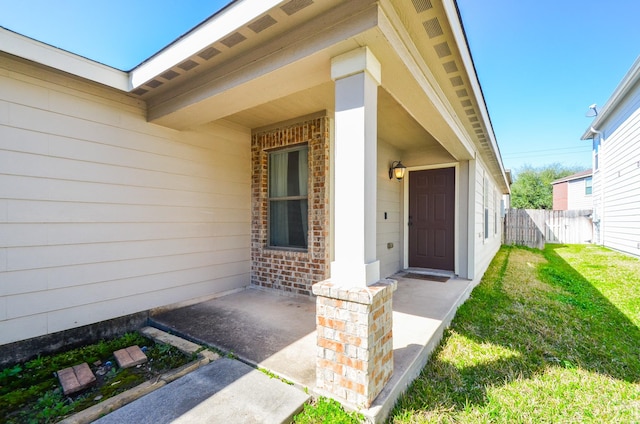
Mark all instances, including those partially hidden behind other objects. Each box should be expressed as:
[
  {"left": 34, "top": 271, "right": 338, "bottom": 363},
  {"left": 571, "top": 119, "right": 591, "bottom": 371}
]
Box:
[{"left": 504, "top": 209, "right": 593, "bottom": 249}]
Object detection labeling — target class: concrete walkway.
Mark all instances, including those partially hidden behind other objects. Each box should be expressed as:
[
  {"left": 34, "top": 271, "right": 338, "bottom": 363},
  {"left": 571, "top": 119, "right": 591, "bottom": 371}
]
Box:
[
  {"left": 94, "top": 358, "right": 310, "bottom": 424},
  {"left": 150, "top": 271, "right": 482, "bottom": 422}
]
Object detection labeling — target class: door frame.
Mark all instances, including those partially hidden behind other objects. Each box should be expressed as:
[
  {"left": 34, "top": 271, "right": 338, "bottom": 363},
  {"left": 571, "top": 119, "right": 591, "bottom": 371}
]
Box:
[{"left": 403, "top": 163, "right": 460, "bottom": 274}]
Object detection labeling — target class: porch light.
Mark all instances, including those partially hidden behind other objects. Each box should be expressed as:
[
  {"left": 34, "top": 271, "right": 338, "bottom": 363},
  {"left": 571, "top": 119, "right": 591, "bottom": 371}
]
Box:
[{"left": 389, "top": 161, "right": 407, "bottom": 181}]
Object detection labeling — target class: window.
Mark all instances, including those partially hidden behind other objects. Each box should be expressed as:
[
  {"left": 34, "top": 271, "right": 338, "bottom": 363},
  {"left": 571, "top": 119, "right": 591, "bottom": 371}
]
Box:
[
  {"left": 585, "top": 176, "right": 593, "bottom": 195},
  {"left": 484, "top": 175, "right": 489, "bottom": 239},
  {"left": 494, "top": 189, "right": 499, "bottom": 235},
  {"left": 268, "top": 146, "right": 309, "bottom": 249}
]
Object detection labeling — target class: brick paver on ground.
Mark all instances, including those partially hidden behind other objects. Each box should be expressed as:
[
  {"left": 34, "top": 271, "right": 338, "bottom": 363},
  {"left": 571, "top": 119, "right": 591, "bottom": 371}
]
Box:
[
  {"left": 57, "top": 363, "right": 96, "bottom": 395},
  {"left": 113, "top": 345, "right": 147, "bottom": 369}
]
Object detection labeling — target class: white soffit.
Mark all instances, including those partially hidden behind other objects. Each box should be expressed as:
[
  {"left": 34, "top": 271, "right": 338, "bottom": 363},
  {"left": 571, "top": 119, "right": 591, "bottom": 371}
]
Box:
[
  {"left": 130, "top": 0, "right": 282, "bottom": 89},
  {"left": 0, "top": 27, "right": 129, "bottom": 91},
  {"left": 441, "top": 0, "right": 509, "bottom": 190}
]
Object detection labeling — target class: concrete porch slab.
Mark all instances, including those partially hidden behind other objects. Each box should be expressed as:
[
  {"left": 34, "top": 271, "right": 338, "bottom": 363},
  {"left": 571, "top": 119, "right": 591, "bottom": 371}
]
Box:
[{"left": 150, "top": 273, "right": 480, "bottom": 423}]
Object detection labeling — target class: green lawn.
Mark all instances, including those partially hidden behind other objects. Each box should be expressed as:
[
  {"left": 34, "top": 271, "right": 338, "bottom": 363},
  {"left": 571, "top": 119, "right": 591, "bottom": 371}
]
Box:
[
  {"left": 390, "top": 244, "right": 640, "bottom": 423},
  {"left": 296, "top": 244, "right": 640, "bottom": 423}
]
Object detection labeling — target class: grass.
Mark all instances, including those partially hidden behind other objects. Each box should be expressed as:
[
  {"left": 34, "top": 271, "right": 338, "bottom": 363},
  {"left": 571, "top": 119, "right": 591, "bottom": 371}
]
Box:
[
  {"left": 0, "top": 332, "right": 194, "bottom": 423},
  {"left": 390, "top": 244, "right": 640, "bottom": 423},
  {"left": 294, "top": 244, "right": 640, "bottom": 423},
  {"left": 294, "top": 396, "right": 364, "bottom": 424}
]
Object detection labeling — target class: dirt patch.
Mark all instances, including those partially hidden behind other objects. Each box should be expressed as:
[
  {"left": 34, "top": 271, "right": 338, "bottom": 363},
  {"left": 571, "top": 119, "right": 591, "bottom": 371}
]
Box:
[{"left": 0, "top": 328, "right": 214, "bottom": 423}]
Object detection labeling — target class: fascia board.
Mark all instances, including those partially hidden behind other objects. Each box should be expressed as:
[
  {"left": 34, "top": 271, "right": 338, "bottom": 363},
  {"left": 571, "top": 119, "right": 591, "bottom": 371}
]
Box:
[
  {"left": 0, "top": 26, "right": 129, "bottom": 91},
  {"left": 130, "top": 0, "right": 281, "bottom": 88},
  {"left": 581, "top": 55, "right": 640, "bottom": 140},
  {"left": 442, "top": 0, "right": 510, "bottom": 192}
]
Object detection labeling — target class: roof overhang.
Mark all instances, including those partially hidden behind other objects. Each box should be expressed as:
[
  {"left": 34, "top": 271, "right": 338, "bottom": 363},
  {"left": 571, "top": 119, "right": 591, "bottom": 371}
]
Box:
[
  {"left": 0, "top": 26, "right": 129, "bottom": 91},
  {"left": 551, "top": 169, "right": 592, "bottom": 185},
  {"left": 581, "top": 55, "right": 640, "bottom": 140},
  {"left": 0, "top": 0, "right": 509, "bottom": 193}
]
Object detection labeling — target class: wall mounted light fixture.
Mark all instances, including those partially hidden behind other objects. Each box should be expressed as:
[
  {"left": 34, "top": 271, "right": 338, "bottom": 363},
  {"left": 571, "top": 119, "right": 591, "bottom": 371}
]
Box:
[{"left": 389, "top": 161, "right": 406, "bottom": 181}]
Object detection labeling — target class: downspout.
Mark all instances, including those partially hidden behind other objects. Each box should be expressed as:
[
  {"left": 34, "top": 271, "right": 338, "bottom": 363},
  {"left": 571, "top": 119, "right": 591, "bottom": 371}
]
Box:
[{"left": 590, "top": 127, "right": 604, "bottom": 246}]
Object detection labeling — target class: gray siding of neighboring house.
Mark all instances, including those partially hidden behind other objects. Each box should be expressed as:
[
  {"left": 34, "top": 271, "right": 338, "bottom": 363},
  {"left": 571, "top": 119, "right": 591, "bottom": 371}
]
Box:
[
  {"left": 595, "top": 79, "right": 640, "bottom": 256},
  {"left": 567, "top": 177, "right": 592, "bottom": 210}
]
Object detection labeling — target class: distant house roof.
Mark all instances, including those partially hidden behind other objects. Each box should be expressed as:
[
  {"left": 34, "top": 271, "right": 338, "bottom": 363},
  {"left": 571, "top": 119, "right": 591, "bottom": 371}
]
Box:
[
  {"left": 582, "top": 56, "right": 640, "bottom": 140},
  {"left": 551, "top": 169, "right": 592, "bottom": 185}
]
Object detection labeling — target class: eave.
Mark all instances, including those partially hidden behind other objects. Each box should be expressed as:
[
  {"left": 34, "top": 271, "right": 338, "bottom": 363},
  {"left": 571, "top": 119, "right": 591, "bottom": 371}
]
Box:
[{"left": 581, "top": 55, "right": 640, "bottom": 140}]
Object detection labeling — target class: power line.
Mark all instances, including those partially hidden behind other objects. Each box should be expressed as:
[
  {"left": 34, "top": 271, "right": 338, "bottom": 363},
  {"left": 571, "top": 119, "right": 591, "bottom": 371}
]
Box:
[
  {"left": 504, "top": 150, "right": 590, "bottom": 159},
  {"left": 503, "top": 146, "right": 591, "bottom": 157}
]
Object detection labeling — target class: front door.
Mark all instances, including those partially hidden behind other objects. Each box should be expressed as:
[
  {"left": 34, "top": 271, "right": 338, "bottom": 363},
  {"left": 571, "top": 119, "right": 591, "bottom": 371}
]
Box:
[{"left": 408, "top": 167, "right": 455, "bottom": 270}]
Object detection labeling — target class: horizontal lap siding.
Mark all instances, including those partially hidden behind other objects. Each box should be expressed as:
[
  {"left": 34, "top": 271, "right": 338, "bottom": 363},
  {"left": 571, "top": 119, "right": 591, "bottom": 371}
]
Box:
[
  {"left": 600, "top": 88, "right": 640, "bottom": 257},
  {"left": 567, "top": 179, "right": 592, "bottom": 210},
  {"left": 474, "top": 160, "right": 501, "bottom": 277},
  {"left": 0, "top": 55, "right": 251, "bottom": 344},
  {"left": 377, "top": 141, "right": 402, "bottom": 279}
]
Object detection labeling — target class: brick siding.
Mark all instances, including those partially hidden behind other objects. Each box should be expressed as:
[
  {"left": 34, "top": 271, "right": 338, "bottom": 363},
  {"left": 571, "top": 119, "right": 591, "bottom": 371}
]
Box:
[
  {"left": 313, "top": 279, "right": 396, "bottom": 407},
  {"left": 251, "top": 116, "right": 330, "bottom": 296}
]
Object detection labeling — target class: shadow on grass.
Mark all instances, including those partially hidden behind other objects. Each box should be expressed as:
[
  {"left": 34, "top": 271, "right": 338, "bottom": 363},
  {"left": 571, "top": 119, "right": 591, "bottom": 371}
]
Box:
[{"left": 391, "top": 244, "right": 640, "bottom": 417}]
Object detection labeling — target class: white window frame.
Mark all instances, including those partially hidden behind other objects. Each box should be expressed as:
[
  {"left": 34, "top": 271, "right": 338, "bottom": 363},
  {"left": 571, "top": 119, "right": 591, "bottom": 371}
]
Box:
[{"left": 267, "top": 145, "right": 309, "bottom": 250}]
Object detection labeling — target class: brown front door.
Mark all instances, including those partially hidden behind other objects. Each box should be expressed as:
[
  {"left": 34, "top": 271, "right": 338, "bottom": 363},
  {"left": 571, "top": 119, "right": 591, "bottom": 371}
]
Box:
[{"left": 408, "top": 167, "right": 455, "bottom": 270}]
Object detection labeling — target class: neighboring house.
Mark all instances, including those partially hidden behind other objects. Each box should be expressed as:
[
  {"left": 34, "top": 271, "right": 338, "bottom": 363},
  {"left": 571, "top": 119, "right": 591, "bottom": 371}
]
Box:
[
  {"left": 551, "top": 170, "right": 592, "bottom": 210},
  {"left": 0, "top": 0, "right": 509, "bottom": 356},
  {"left": 582, "top": 56, "right": 640, "bottom": 257}
]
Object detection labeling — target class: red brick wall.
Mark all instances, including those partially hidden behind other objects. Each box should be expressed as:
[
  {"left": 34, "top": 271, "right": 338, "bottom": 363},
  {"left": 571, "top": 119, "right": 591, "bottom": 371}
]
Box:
[
  {"left": 251, "top": 116, "right": 330, "bottom": 296},
  {"left": 553, "top": 182, "right": 568, "bottom": 210}
]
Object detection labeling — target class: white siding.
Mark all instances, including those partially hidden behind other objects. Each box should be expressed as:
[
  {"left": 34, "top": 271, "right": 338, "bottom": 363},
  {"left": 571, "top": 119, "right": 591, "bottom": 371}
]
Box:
[
  {"left": 474, "top": 160, "right": 501, "bottom": 277},
  {"left": 377, "top": 140, "right": 402, "bottom": 279},
  {"left": 0, "top": 55, "right": 251, "bottom": 345},
  {"left": 567, "top": 178, "right": 592, "bottom": 210},
  {"left": 598, "top": 82, "right": 640, "bottom": 257}
]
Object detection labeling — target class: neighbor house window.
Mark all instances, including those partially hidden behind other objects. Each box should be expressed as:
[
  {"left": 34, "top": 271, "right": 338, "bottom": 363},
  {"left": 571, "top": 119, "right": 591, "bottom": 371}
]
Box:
[
  {"left": 585, "top": 176, "right": 593, "bottom": 195},
  {"left": 269, "top": 146, "right": 309, "bottom": 249}
]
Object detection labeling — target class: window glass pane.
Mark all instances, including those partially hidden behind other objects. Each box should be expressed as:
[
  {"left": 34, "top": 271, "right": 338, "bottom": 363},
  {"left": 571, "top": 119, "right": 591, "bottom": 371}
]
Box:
[
  {"left": 585, "top": 176, "right": 593, "bottom": 195},
  {"left": 269, "top": 148, "right": 308, "bottom": 198},
  {"left": 268, "top": 146, "right": 309, "bottom": 249},
  {"left": 270, "top": 200, "right": 308, "bottom": 248}
]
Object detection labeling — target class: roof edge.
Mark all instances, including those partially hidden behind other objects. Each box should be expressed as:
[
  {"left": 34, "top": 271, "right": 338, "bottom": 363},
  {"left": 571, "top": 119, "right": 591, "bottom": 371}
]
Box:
[
  {"left": 130, "top": 0, "right": 281, "bottom": 89},
  {"left": 581, "top": 55, "right": 640, "bottom": 140},
  {"left": 0, "top": 26, "right": 129, "bottom": 91},
  {"left": 443, "top": 0, "right": 510, "bottom": 193},
  {"left": 551, "top": 169, "right": 592, "bottom": 185}
]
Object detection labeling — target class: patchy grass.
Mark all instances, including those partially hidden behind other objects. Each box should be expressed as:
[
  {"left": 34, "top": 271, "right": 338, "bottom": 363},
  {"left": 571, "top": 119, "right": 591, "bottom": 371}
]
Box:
[
  {"left": 390, "top": 244, "right": 640, "bottom": 423},
  {"left": 294, "top": 396, "right": 364, "bottom": 424},
  {"left": 0, "top": 332, "right": 195, "bottom": 423}
]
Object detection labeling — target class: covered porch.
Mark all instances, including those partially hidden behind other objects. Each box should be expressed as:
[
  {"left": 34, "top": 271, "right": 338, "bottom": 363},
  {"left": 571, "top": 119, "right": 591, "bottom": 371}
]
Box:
[
  {"left": 136, "top": 0, "right": 507, "bottom": 416},
  {"left": 150, "top": 272, "right": 482, "bottom": 421}
]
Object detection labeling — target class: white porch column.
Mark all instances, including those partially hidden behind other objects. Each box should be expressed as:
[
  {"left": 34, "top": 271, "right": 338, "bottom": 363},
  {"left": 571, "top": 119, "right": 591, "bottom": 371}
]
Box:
[{"left": 330, "top": 47, "right": 381, "bottom": 287}]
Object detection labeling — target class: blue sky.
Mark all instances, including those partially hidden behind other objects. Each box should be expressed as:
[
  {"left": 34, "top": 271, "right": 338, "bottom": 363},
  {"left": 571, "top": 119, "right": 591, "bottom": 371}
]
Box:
[
  {"left": 457, "top": 0, "right": 640, "bottom": 173},
  {"left": 0, "top": 1, "right": 230, "bottom": 69},
  {"left": 2, "top": 1, "right": 639, "bottom": 174}
]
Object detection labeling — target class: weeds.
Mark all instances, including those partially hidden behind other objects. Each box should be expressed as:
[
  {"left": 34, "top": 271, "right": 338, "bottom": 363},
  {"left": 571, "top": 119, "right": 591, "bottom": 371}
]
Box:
[{"left": 0, "top": 332, "right": 193, "bottom": 423}]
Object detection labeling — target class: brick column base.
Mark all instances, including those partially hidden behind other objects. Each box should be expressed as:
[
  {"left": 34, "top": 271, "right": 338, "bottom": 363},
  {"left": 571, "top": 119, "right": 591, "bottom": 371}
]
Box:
[{"left": 312, "top": 278, "right": 397, "bottom": 408}]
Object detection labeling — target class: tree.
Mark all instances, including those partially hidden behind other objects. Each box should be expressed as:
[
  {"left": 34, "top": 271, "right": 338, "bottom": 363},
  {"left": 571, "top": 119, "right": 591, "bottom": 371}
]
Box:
[{"left": 510, "top": 163, "right": 584, "bottom": 209}]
